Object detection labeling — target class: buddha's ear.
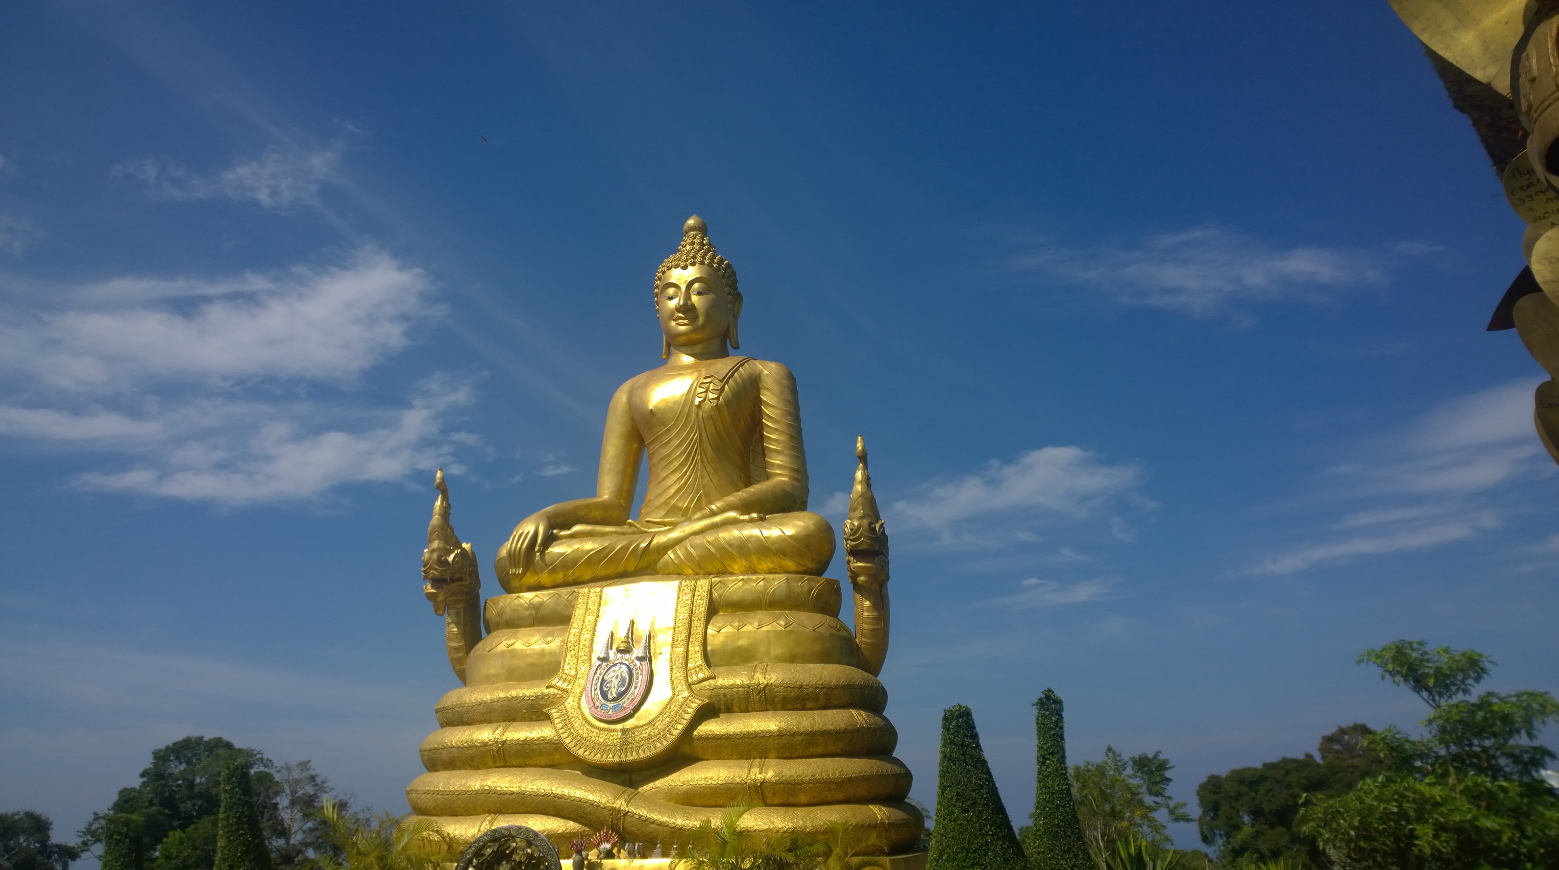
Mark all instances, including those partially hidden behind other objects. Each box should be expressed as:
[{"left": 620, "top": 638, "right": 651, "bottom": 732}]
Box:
[{"left": 727, "top": 294, "right": 743, "bottom": 350}]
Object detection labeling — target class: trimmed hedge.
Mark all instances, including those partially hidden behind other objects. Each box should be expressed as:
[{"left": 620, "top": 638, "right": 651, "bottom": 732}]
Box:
[
  {"left": 1023, "top": 689, "right": 1092, "bottom": 870},
  {"left": 100, "top": 815, "right": 146, "bottom": 870},
  {"left": 927, "top": 704, "right": 1029, "bottom": 870},
  {"left": 213, "top": 761, "right": 272, "bottom": 870}
]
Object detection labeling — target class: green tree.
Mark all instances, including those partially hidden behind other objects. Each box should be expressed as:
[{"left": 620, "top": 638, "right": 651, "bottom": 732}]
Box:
[
  {"left": 152, "top": 819, "right": 218, "bottom": 870},
  {"left": 80, "top": 739, "right": 344, "bottom": 870},
  {"left": 1296, "top": 640, "right": 1559, "bottom": 869},
  {"left": 1, "top": 811, "right": 83, "bottom": 870},
  {"left": 80, "top": 737, "right": 274, "bottom": 855},
  {"left": 1196, "top": 724, "right": 1382, "bottom": 868},
  {"left": 1071, "top": 748, "right": 1186, "bottom": 864},
  {"left": 100, "top": 816, "right": 146, "bottom": 870},
  {"left": 926, "top": 704, "right": 1028, "bottom": 870},
  {"left": 256, "top": 761, "right": 344, "bottom": 870},
  {"left": 213, "top": 762, "right": 271, "bottom": 870},
  {"left": 1022, "top": 689, "right": 1092, "bottom": 870}
]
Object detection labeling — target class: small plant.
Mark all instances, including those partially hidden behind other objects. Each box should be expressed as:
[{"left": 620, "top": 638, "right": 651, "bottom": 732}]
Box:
[
  {"left": 669, "top": 804, "right": 812, "bottom": 870},
  {"left": 805, "top": 821, "right": 885, "bottom": 870},
  {"left": 566, "top": 839, "right": 587, "bottom": 856},
  {"left": 1104, "top": 838, "right": 1181, "bottom": 870},
  {"left": 310, "top": 799, "right": 450, "bottom": 870}
]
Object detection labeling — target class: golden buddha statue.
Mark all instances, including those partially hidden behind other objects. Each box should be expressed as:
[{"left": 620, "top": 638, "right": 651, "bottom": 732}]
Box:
[{"left": 409, "top": 216, "right": 920, "bottom": 858}]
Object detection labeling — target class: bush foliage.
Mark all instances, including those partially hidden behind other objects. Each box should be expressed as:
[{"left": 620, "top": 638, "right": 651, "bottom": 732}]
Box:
[
  {"left": 926, "top": 704, "right": 1028, "bottom": 870},
  {"left": 213, "top": 763, "right": 271, "bottom": 870},
  {"left": 1022, "top": 690, "right": 1092, "bottom": 870}
]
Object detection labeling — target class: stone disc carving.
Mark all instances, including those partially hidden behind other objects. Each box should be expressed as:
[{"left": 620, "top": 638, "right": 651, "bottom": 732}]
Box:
[{"left": 453, "top": 825, "right": 560, "bottom": 870}]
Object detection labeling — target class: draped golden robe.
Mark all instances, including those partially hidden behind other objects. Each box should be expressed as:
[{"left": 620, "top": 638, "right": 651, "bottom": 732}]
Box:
[{"left": 496, "top": 356, "right": 836, "bottom": 591}]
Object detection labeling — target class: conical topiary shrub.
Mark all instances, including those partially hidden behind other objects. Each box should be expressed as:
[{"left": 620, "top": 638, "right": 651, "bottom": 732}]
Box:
[
  {"left": 926, "top": 704, "right": 1029, "bottom": 870},
  {"left": 213, "top": 760, "right": 272, "bottom": 870},
  {"left": 101, "top": 814, "right": 146, "bottom": 870},
  {"left": 1023, "top": 689, "right": 1092, "bottom": 870}
]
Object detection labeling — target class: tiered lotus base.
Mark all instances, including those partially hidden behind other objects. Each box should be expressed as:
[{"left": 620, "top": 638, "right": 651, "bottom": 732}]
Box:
[{"left": 406, "top": 575, "right": 923, "bottom": 855}]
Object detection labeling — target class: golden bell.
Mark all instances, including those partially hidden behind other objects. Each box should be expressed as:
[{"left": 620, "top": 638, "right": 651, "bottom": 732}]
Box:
[
  {"left": 1516, "top": 9, "right": 1559, "bottom": 187},
  {"left": 1536, "top": 379, "right": 1559, "bottom": 462},
  {"left": 1514, "top": 292, "right": 1559, "bottom": 377}
]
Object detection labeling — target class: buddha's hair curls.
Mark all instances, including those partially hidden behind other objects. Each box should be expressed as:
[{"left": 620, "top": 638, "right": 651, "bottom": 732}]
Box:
[{"left": 653, "top": 215, "right": 741, "bottom": 310}]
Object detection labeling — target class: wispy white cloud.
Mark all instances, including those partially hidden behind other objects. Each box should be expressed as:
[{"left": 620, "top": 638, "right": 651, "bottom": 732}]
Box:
[
  {"left": 0, "top": 633, "right": 420, "bottom": 716},
  {"left": 0, "top": 213, "right": 42, "bottom": 256},
  {"left": 0, "top": 406, "right": 165, "bottom": 441},
  {"left": 891, "top": 446, "right": 1143, "bottom": 543},
  {"left": 115, "top": 143, "right": 343, "bottom": 211},
  {"left": 538, "top": 454, "right": 575, "bottom": 477},
  {"left": 1, "top": 247, "right": 435, "bottom": 391},
  {"left": 0, "top": 249, "right": 470, "bottom": 504},
  {"left": 1110, "top": 516, "right": 1136, "bottom": 541},
  {"left": 70, "top": 380, "right": 472, "bottom": 505},
  {"left": 818, "top": 490, "right": 849, "bottom": 518},
  {"left": 1248, "top": 379, "right": 1548, "bottom": 575},
  {"left": 978, "top": 577, "right": 1114, "bottom": 608},
  {"left": 1251, "top": 514, "right": 1498, "bottom": 576},
  {"left": 1008, "top": 227, "right": 1403, "bottom": 319},
  {"left": 0, "top": 152, "right": 43, "bottom": 256},
  {"left": 1336, "top": 504, "right": 1458, "bottom": 529}
]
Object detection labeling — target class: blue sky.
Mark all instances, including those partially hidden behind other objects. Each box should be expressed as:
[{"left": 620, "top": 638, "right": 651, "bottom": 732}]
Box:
[{"left": 1, "top": 0, "right": 1555, "bottom": 853}]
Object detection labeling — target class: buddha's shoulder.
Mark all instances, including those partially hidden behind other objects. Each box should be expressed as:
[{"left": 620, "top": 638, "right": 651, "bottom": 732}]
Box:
[{"left": 620, "top": 357, "right": 794, "bottom": 388}]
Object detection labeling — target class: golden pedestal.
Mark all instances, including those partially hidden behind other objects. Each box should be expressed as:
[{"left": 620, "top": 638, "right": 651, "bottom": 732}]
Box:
[{"left": 408, "top": 573, "right": 921, "bottom": 854}]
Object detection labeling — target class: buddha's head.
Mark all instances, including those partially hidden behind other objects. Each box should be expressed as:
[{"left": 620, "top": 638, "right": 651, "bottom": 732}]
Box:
[{"left": 653, "top": 215, "right": 743, "bottom": 357}]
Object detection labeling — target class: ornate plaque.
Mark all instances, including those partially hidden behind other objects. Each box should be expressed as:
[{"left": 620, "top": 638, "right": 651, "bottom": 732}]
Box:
[
  {"left": 546, "top": 576, "right": 713, "bottom": 768},
  {"left": 585, "top": 619, "right": 652, "bottom": 721}
]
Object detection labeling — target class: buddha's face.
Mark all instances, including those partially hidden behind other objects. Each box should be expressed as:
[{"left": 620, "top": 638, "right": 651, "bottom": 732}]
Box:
[{"left": 657, "top": 264, "right": 733, "bottom": 349}]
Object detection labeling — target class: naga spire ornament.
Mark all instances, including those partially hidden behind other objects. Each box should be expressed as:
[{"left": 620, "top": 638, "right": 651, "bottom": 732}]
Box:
[
  {"left": 422, "top": 469, "right": 483, "bottom": 681},
  {"left": 843, "top": 436, "right": 889, "bottom": 588},
  {"left": 843, "top": 436, "right": 892, "bottom": 676}
]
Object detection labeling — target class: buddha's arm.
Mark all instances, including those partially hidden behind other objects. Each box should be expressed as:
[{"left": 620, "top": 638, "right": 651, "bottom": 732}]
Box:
[
  {"left": 499, "top": 383, "right": 643, "bottom": 573},
  {"left": 692, "top": 360, "right": 809, "bottom": 519}
]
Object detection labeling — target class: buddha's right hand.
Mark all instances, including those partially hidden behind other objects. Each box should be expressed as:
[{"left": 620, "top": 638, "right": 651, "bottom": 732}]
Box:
[
  {"left": 664, "top": 510, "right": 765, "bottom": 544},
  {"left": 500, "top": 513, "right": 552, "bottom": 578}
]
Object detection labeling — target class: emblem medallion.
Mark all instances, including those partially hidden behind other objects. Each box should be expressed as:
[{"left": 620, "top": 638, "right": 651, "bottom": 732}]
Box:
[{"left": 585, "top": 619, "right": 652, "bottom": 722}]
